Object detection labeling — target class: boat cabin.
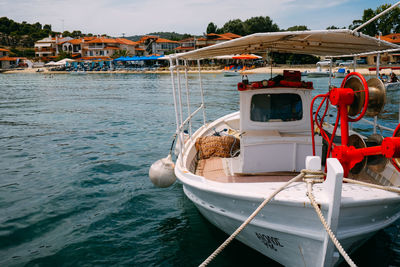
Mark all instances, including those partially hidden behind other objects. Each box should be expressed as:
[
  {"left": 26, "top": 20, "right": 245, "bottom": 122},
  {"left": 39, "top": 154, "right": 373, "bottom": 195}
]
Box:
[{"left": 233, "top": 71, "right": 322, "bottom": 174}]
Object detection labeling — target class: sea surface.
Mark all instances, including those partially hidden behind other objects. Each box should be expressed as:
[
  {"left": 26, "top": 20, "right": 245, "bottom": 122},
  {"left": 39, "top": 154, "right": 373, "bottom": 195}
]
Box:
[{"left": 0, "top": 72, "right": 400, "bottom": 266}]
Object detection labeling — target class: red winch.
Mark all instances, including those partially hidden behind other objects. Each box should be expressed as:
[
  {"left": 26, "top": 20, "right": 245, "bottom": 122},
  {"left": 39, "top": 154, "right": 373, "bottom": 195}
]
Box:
[{"left": 311, "top": 72, "right": 400, "bottom": 177}]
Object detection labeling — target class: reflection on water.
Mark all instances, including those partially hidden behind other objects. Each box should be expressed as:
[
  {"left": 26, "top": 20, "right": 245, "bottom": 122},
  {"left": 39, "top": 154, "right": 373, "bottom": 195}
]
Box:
[{"left": 0, "top": 73, "right": 399, "bottom": 266}]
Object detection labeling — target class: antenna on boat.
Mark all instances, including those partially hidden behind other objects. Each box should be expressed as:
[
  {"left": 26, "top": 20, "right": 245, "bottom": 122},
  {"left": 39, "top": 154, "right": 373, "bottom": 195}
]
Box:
[{"left": 352, "top": 1, "right": 400, "bottom": 33}]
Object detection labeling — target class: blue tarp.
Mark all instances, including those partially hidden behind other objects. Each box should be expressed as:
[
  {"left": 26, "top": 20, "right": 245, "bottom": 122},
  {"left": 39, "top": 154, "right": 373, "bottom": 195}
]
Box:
[{"left": 113, "top": 56, "right": 162, "bottom": 61}]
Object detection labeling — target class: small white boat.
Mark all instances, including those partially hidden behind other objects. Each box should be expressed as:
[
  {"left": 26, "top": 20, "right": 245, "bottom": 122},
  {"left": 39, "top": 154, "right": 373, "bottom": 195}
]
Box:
[
  {"left": 223, "top": 70, "right": 241, "bottom": 77},
  {"left": 307, "top": 66, "right": 331, "bottom": 78},
  {"left": 149, "top": 29, "right": 400, "bottom": 266}
]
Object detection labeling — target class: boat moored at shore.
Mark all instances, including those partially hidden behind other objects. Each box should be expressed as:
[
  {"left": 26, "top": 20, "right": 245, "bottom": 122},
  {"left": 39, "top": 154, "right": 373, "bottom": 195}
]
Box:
[{"left": 150, "top": 24, "right": 400, "bottom": 267}]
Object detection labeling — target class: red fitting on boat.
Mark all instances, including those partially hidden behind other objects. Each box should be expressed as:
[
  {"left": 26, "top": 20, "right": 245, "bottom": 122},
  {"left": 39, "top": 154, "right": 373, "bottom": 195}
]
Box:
[
  {"left": 382, "top": 137, "right": 400, "bottom": 158},
  {"left": 329, "top": 87, "right": 354, "bottom": 106},
  {"left": 237, "top": 82, "right": 246, "bottom": 91}
]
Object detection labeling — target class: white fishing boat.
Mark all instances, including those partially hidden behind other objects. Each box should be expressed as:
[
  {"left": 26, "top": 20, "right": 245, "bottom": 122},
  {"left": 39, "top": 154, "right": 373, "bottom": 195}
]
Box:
[
  {"left": 307, "top": 65, "right": 331, "bottom": 78},
  {"left": 149, "top": 27, "right": 400, "bottom": 266}
]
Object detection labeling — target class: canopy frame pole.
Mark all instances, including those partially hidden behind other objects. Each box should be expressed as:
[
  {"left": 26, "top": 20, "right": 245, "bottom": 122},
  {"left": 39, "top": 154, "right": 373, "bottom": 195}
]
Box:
[
  {"left": 184, "top": 59, "right": 193, "bottom": 138},
  {"left": 352, "top": 1, "right": 400, "bottom": 33},
  {"left": 175, "top": 58, "right": 184, "bottom": 132},
  {"left": 198, "top": 59, "right": 206, "bottom": 125},
  {"left": 328, "top": 58, "right": 333, "bottom": 88},
  {"left": 169, "top": 58, "right": 184, "bottom": 161},
  {"left": 176, "top": 59, "right": 186, "bottom": 159}
]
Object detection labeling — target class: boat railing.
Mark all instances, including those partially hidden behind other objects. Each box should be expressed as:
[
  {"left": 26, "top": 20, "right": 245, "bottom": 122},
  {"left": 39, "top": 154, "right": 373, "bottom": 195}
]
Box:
[{"left": 169, "top": 58, "right": 207, "bottom": 165}]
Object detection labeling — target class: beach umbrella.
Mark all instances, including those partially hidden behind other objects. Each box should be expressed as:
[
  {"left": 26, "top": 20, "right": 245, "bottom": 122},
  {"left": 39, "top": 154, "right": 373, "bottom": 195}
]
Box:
[{"left": 232, "top": 54, "right": 262, "bottom": 60}]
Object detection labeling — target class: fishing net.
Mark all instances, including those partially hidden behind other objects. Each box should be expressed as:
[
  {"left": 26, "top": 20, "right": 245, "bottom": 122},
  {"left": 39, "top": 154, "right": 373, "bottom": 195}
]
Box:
[{"left": 195, "top": 136, "right": 240, "bottom": 160}]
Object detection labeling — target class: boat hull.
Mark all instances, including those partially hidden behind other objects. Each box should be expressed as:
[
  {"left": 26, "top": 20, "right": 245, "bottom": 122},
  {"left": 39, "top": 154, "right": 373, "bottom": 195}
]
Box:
[
  {"left": 223, "top": 71, "right": 241, "bottom": 77},
  {"left": 307, "top": 71, "right": 330, "bottom": 78},
  {"left": 180, "top": 179, "right": 400, "bottom": 267}
]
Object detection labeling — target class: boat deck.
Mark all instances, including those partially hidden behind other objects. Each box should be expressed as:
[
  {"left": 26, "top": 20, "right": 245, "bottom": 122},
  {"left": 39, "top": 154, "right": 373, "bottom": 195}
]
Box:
[{"left": 196, "top": 157, "right": 380, "bottom": 184}]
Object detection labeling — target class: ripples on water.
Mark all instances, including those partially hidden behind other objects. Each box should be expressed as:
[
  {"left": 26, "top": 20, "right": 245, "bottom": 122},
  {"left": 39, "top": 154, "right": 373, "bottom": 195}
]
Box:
[{"left": 0, "top": 73, "right": 399, "bottom": 266}]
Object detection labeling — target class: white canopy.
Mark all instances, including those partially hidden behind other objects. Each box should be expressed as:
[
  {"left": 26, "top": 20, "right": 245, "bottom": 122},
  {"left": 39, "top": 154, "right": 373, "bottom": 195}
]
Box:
[
  {"left": 44, "top": 61, "right": 56, "bottom": 66},
  {"left": 173, "top": 30, "right": 399, "bottom": 60},
  {"left": 56, "top": 58, "right": 75, "bottom": 64}
]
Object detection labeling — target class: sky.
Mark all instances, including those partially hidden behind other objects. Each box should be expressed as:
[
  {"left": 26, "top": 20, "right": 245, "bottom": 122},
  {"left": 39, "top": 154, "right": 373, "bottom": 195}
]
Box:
[{"left": 0, "top": 0, "right": 398, "bottom": 37}]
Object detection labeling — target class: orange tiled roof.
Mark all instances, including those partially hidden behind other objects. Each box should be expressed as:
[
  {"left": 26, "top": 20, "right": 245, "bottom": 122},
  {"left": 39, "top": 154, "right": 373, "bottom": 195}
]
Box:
[
  {"left": 135, "top": 47, "right": 145, "bottom": 51},
  {"left": 104, "top": 46, "right": 119, "bottom": 50},
  {"left": 220, "top": 32, "right": 241, "bottom": 39},
  {"left": 155, "top": 38, "right": 178, "bottom": 43},
  {"left": 380, "top": 33, "right": 400, "bottom": 44},
  {"left": 115, "top": 38, "right": 138, "bottom": 45},
  {"left": 138, "top": 35, "right": 159, "bottom": 43},
  {"left": 0, "top": 56, "right": 20, "bottom": 61},
  {"left": 69, "top": 39, "right": 84, "bottom": 45},
  {"left": 179, "top": 37, "right": 195, "bottom": 42},
  {"left": 0, "top": 48, "right": 10, "bottom": 52},
  {"left": 80, "top": 56, "right": 112, "bottom": 60},
  {"left": 86, "top": 37, "right": 117, "bottom": 44},
  {"left": 175, "top": 46, "right": 195, "bottom": 50},
  {"left": 60, "top": 39, "right": 83, "bottom": 45}
]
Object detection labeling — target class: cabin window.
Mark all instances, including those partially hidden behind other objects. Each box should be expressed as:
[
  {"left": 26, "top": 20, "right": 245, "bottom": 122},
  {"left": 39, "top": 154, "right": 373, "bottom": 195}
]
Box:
[{"left": 250, "top": 93, "right": 303, "bottom": 122}]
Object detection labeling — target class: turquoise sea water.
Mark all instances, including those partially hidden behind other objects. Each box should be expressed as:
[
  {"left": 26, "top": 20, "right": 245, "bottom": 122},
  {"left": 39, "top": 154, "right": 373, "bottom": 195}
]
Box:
[{"left": 0, "top": 73, "right": 399, "bottom": 266}]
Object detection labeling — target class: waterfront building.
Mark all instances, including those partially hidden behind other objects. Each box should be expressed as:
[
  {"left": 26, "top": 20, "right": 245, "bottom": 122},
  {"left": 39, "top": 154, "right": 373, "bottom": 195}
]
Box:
[
  {"left": 138, "top": 36, "right": 179, "bottom": 55},
  {"left": 195, "top": 32, "right": 241, "bottom": 48},
  {"left": 34, "top": 35, "right": 72, "bottom": 61},
  {"left": 0, "top": 48, "right": 11, "bottom": 69},
  {"left": 175, "top": 37, "right": 196, "bottom": 53},
  {"left": 36, "top": 36, "right": 143, "bottom": 60},
  {"left": 0, "top": 48, "right": 29, "bottom": 69},
  {"left": 60, "top": 37, "right": 96, "bottom": 58}
]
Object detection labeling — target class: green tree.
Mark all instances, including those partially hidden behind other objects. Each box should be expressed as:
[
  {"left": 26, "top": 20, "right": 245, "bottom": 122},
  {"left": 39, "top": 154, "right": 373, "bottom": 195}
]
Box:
[
  {"left": 206, "top": 22, "right": 218, "bottom": 34},
  {"left": 349, "top": 4, "right": 400, "bottom": 36},
  {"left": 56, "top": 50, "right": 71, "bottom": 61},
  {"left": 244, "top": 16, "right": 280, "bottom": 34},
  {"left": 112, "top": 49, "right": 131, "bottom": 59},
  {"left": 286, "top": 25, "right": 309, "bottom": 31},
  {"left": 326, "top": 25, "right": 340, "bottom": 30},
  {"left": 71, "top": 30, "right": 82, "bottom": 38},
  {"left": 43, "top": 24, "right": 52, "bottom": 31},
  {"left": 221, "top": 19, "right": 246, "bottom": 36}
]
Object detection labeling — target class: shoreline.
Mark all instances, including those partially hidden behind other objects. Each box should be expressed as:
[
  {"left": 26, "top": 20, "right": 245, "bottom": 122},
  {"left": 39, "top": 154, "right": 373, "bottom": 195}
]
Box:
[{"left": 2, "top": 66, "right": 399, "bottom": 75}]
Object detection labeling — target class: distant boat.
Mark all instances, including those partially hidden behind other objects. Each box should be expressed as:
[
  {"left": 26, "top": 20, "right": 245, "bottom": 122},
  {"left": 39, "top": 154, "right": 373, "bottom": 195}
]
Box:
[
  {"left": 334, "top": 68, "right": 347, "bottom": 78},
  {"left": 223, "top": 70, "right": 241, "bottom": 76},
  {"left": 307, "top": 65, "right": 331, "bottom": 78}
]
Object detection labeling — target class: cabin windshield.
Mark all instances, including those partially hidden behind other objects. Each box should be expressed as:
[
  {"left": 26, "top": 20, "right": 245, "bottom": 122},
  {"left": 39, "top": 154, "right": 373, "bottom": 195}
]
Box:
[{"left": 250, "top": 93, "right": 303, "bottom": 122}]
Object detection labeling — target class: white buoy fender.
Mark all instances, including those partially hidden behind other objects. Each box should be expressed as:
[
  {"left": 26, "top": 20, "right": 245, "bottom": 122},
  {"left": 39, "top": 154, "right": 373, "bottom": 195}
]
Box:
[{"left": 149, "top": 155, "right": 176, "bottom": 188}]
